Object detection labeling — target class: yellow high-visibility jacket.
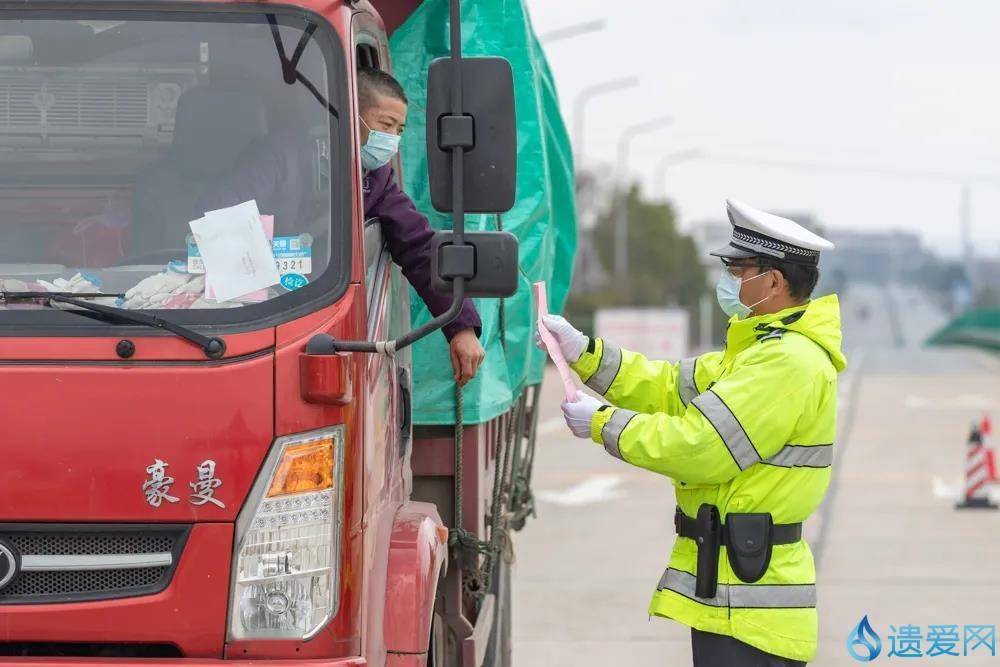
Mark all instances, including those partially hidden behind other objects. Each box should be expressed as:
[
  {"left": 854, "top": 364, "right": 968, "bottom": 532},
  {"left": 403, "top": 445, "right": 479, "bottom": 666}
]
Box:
[{"left": 571, "top": 295, "right": 846, "bottom": 663}]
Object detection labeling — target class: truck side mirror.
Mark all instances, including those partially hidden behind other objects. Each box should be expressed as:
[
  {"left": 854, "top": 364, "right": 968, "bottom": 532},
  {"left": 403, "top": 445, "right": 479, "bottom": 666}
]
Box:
[
  {"left": 426, "top": 57, "right": 517, "bottom": 213},
  {"left": 430, "top": 231, "right": 519, "bottom": 298}
]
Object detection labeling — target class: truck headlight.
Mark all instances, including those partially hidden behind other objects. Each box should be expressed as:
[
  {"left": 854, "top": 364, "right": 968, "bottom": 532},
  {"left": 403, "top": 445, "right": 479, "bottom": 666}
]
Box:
[{"left": 228, "top": 426, "right": 344, "bottom": 640}]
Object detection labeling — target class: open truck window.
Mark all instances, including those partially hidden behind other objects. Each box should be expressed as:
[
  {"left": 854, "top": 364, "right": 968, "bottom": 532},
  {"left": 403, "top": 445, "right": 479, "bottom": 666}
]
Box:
[
  {"left": 355, "top": 43, "right": 379, "bottom": 70},
  {"left": 0, "top": 10, "right": 348, "bottom": 324}
]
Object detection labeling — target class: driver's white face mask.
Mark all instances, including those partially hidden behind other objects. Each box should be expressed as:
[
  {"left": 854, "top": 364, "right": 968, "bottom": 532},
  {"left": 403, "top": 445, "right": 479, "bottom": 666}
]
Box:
[{"left": 359, "top": 116, "right": 401, "bottom": 171}]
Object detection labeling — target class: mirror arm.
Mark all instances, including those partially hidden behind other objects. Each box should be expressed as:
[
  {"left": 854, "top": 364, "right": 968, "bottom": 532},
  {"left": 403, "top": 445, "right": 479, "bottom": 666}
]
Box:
[
  {"left": 323, "top": 280, "right": 465, "bottom": 355},
  {"left": 310, "top": 0, "right": 470, "bottom": 358}
]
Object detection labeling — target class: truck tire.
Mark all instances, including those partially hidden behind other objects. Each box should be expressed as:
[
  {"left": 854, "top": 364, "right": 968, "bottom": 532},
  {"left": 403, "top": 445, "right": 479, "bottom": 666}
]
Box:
[
  {"left": 428, "top": 559, "right": 511, "bottom": 667},
  {"left": 483, "top": 559, "right": 512, "bottom": 667},
  {"left": 427, "top": 611, "right": 450, "bottom": 667}
]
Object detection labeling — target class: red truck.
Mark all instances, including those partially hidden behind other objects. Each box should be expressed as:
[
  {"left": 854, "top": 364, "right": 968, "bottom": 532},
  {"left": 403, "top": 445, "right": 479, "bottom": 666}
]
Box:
[{"left": 0, "top": 1, "right": 539, "bottom": 665}]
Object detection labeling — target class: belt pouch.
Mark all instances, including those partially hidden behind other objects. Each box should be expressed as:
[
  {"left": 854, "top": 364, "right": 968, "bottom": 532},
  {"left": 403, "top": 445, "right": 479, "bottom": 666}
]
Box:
[
  {"left": 694, "top": 503, "right": 721, "bottom": 598},
  {"left": 725, "top": 512, "right": 774, "bottom": 583}
]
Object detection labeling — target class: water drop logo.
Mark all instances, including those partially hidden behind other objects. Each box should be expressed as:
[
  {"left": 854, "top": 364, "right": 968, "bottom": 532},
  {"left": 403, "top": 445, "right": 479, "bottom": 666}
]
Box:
[{"left": 846, "top": 614, "right": 882, "bottom": 662}]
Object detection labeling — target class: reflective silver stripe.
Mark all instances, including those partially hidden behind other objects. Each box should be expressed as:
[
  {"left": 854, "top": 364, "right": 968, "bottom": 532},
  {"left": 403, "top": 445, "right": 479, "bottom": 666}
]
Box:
[
  {"left": 657, "top": 568, "right": 816, "bottom": 608},
  {"left": 585, "top": 341, "right": 622, "bottom": 395},
  {"left": 730, "top": 583, "right": 816, "bottom": 608},
  {"left": 657, "top": 568, "right": 726, "bottom": 607},
  {"left": 601, "top": 408, "right": 638, "bottom": 461},
  {"left": 20, "top": 552, "right": 173, "bottom": 572},
  {"left": 764, "top": 444, "right": 833, "bottom": 468},
  {"left": 678, "top": 357, "right": 698, "bottom": 406},
  {"left": 691, "top": 391, "right": 760, "bottom": 470}
]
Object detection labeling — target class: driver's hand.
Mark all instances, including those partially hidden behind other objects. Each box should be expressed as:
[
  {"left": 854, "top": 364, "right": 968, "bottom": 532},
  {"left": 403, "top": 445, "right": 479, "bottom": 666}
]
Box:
[{"left": 449, "top": 328, "right": 485, "bottom": 387}]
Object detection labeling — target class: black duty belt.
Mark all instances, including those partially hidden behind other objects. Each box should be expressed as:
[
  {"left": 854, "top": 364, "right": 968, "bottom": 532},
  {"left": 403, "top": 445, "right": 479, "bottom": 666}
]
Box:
[
  {"left": 674, "top": 505, "right": 803, "bottom": 599},
  {"left": 674, "top": 508, "right": 802, "bottom": 547}
]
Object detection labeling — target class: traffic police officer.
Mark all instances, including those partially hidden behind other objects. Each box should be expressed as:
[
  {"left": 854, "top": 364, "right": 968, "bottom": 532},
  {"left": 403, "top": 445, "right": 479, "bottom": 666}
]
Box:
[{"left": 542, "top": 200, "right": 846, "bottom": 666}]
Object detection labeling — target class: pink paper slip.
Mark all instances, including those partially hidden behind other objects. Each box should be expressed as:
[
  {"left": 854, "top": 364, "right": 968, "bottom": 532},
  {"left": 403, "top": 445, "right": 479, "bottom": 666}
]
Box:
[{"left": 534, "top": 281, "right": 579, "bottom": 403}]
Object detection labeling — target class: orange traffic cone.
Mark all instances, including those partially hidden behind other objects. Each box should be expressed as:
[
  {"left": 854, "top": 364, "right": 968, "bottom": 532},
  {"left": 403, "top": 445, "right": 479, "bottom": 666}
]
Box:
[
  {"left": 981, "top": 416, "right": 999, "bottom": 483},
  {"left": 957, "top": 424, "right": 998, "bottom": 509}
]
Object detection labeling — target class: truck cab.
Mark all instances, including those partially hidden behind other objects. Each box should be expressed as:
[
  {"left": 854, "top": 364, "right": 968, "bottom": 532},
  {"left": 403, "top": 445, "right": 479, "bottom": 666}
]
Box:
[{"left": 0, "top": 1, "right": 528, "bottom": 663}]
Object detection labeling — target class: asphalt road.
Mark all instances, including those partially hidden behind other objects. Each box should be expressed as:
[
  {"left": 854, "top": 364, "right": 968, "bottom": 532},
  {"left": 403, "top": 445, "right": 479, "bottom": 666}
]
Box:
[{"left": 511, "top": 285, "right": 1000, "bottom": 666}]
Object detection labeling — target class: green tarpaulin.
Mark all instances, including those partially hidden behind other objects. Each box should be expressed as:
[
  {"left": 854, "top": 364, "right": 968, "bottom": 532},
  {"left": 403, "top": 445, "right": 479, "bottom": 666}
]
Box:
[{"left": 389, "top": 1, "right": 577, "bottom": 425}]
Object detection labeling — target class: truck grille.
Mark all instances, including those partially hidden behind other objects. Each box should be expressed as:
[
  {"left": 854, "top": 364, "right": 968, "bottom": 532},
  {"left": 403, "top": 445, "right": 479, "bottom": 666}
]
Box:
[
  {"left": 3, "top": 531, "right": 176, "bottom": 556},
  {"left": 0, "top": 643, "right": 183, "bottom": 658},
  {"left": 45, "top": 79, "right": 150, "bottom": 129},
  {"left": 0, "top": 74, "right": 148, "bottom": 130},
  {"left": 0, "top": 66, "right": 196, "bottom": 144},
  {"left": 0, "top": 525, "right": 189, "bottom": 604}
]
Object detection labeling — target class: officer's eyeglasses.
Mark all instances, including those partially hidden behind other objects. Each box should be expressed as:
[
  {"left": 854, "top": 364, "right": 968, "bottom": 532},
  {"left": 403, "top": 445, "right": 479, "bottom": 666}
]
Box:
[{"left": 721, "top": 259, "right": 771, "bottom": 278}]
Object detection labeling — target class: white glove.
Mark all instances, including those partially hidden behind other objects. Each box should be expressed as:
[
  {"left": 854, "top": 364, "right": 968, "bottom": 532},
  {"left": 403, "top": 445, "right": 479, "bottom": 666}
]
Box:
[
  {"left": 535, "top": 314, "right": 588, "bottom": 363},
  {"left": 170, "top": 274, "right": 206, "bottom": 295},
  {"left": 51, "top": 273, "right": 102, "bottom": 293},
  {"left": 124, "top": 269, "right": 192, "bottom": 302},
  {"left": 122, "top": 268, "right": 200, "bottom": 309},
  {"left": 561, "top": 390, "right": 602, "bottom": 438}
]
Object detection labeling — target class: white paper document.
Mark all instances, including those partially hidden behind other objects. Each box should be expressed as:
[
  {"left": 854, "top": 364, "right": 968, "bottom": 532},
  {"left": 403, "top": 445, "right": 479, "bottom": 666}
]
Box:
[{"left": 189, "top": 200, "right": 280, "bottom": 302}]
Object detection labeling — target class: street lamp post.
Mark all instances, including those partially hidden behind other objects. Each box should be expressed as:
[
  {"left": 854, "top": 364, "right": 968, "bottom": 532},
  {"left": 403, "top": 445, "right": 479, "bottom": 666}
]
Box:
[
  {"left": 654, "top": 148, "right": 704, "bottom": 199},
  {"left": 651, "top": 147, "right": 709, "bottom": 346},
  {"left": 614, "top": 115, "right": 674, "bottom": 283},
  {"left": 572, "top": 77, "right": 639, "bottom": 165},
  {"left": 539, "top": 19, "right": 607, "bottom": 44}
]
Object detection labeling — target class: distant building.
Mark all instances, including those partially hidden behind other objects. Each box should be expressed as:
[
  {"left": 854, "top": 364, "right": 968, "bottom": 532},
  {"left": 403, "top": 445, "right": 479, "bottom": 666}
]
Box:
[{"left": 823, "top": 229, "right": 926, "bottom": 285}]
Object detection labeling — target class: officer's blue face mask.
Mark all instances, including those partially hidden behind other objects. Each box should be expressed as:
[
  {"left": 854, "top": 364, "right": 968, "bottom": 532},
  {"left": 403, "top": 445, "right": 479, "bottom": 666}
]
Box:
[
  {"left": 359, "top": 116, "right": 401, "bottom": 171},
  {"left": 716, "top": 268, "right": 772, "bottom": 319}
]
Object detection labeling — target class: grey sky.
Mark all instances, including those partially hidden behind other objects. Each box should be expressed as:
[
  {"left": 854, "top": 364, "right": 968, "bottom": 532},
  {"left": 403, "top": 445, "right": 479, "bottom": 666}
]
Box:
[{"left": 525, "top": 0, "right": 1000, "bottom": 257}]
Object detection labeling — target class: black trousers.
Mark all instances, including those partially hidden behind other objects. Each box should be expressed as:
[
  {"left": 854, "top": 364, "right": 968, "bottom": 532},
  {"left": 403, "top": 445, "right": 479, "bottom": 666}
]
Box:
[{"left": 691, "top": 629, "right": 807, "bottom": 667}]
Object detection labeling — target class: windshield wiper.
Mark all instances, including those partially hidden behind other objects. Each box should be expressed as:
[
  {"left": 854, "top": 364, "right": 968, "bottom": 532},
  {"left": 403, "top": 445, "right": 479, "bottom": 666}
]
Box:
[
  {"left": 3, "top": 292, "right": 226, "bottom": 359},
  {"left": 1, "top": 291, "right": 113, "bottom": 301}
]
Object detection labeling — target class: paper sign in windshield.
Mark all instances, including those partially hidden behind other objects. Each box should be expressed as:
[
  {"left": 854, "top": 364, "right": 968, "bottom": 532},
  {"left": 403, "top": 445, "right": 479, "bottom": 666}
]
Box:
[
  {"left": 188, "top": 200, "right": 280, "bottom": 302},
  {"left": 189, "top": 231, "right": 312, "bottom": 277}
]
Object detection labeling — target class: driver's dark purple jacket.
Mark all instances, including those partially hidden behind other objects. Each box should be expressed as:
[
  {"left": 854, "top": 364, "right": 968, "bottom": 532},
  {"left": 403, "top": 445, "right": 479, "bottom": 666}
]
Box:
[{"left": 363, "top": 164, "right": 480, "bottom": 341}]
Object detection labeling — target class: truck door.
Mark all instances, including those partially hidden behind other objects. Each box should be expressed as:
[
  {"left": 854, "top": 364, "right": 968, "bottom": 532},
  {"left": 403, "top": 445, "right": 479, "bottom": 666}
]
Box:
[
  {"left": 363, "top": 214, "right": 402, "bottom": 504},
  {"left": 357, "top": 23, "right": 412, "bottom": 500}
]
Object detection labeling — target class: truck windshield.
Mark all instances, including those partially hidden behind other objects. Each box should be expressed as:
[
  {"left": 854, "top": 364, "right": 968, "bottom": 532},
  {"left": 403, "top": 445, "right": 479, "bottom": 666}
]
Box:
[{"left": 0, "top": 12, "right": 343, "bottom": 317}]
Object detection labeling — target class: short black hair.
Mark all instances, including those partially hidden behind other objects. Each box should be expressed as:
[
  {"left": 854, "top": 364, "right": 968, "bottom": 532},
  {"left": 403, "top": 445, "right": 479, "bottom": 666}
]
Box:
[
  {"left": 357, "top": 67, "right": 408, "bottom": 112},
  {"left": 760, "top": 259, "right": 820, "bottom": 301}
]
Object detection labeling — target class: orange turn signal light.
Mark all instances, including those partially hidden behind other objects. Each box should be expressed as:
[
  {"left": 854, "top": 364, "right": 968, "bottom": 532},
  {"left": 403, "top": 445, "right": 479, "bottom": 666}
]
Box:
[{"left": 266, "top": 437, "right": 335, "bottom": 498}]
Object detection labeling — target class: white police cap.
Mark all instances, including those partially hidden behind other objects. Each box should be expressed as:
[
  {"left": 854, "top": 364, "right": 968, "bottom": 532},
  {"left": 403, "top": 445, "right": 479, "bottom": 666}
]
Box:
[{"left": 710, "top": 199, "right": 834, "bottom": 266}]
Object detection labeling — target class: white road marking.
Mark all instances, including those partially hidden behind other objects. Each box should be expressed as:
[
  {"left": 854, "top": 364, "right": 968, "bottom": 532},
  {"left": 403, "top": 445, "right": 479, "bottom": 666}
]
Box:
[
  {"left": 536, "top": 475, "right": 625, "bottom": 507},
  {"left": 932, "top": 475, "right": 1000, "bottom": 502},
  {"left": 955, "top": 394, "right": 995, "bottom": 409},
  {"left": 905, "top": 394, "right": 995, "bottom": 410},
  {"left": 932, "top": 475, "right": 961, "bottom": 501}
]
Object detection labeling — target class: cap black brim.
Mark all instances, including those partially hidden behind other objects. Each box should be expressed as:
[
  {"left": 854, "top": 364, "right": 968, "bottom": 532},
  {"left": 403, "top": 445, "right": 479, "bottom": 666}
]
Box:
[{"left": 709, "top": 243, "right": 758, "bottom": 260}]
